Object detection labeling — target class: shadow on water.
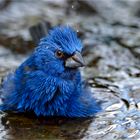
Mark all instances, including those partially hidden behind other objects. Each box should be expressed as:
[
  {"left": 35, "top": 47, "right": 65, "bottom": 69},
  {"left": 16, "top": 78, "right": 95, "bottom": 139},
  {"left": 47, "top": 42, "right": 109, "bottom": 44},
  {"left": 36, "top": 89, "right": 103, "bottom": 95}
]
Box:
[
  {"left": 0, "top": 0, "right": 140, "bottom": 140},
  {"left": 0, "top": 112, "right": 93, "bottom": 140}
]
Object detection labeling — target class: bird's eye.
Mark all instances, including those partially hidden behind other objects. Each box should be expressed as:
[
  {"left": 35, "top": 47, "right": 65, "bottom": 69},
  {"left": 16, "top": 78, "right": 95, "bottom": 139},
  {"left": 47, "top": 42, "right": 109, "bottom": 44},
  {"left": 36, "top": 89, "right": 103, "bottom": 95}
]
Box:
[{"left": 55, "top": 50, "right": 64, "bottom": 58}]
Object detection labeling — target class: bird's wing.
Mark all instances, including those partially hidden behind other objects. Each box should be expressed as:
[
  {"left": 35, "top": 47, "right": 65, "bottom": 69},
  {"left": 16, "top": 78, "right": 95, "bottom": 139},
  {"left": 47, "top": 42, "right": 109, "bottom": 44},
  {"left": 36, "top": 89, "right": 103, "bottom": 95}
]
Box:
[
  {"left": 29, "top": 21, "right": 51, "bottom": 45},
  {"left": 16, "top": 70, "right": 58, "bottom": 109},
  {"left": 0, "top": 69, "right": 58, "bottom": 114}
]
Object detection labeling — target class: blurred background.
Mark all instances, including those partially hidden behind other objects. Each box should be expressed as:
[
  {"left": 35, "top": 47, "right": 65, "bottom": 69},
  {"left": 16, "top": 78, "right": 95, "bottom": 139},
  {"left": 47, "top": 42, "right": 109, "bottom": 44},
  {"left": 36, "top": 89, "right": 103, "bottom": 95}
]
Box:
[{"left": 0, "top": 0, "right": 140, "bottom": 140}]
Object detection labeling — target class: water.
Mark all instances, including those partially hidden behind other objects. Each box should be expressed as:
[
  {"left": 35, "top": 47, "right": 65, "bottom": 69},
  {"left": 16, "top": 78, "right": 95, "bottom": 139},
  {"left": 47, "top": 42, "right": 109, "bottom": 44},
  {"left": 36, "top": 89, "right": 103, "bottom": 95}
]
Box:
[{"left": 0, "top": 0, "right": 140, "bottom": 139}]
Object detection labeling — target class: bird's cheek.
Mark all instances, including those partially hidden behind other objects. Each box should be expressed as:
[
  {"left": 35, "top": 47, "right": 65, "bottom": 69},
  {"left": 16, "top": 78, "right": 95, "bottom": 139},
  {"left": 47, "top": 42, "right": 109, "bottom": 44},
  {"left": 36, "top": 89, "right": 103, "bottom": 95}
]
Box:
[{"left": 53, "top": 61, "right": 65, "bottom": 73}]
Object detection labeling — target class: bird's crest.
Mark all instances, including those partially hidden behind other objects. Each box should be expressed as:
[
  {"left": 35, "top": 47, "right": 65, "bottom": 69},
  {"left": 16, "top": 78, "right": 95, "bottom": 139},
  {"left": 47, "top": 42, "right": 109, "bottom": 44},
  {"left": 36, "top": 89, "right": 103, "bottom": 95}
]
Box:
[{"left": 38, "top": 26, "right": 83, "bottom": 54}]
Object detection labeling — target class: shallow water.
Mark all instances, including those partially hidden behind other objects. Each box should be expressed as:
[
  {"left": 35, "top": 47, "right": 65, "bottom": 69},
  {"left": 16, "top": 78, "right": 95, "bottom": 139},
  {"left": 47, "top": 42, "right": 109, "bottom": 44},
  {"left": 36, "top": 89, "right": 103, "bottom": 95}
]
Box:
[{"left": 0, "top": 0, "right": 140, "bottom": 140}]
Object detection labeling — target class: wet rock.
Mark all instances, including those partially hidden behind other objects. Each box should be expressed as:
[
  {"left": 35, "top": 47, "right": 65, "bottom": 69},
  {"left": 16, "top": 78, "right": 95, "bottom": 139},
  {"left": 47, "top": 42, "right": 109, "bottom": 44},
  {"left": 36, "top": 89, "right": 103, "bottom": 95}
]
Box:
[
  {"left": 0, "top": 0, "right": 11, "bottom": 10},
  {"left": 0, "top": 0, "right": 140, "bottom": 140},
  {"left": 66, "top": 0, "right": 97, "bottom": 15},
  {"left": 0, "top": 46, "right": 26, "bottom": 74},
  {"left": 0, "top": 35, "right": 34, "bottom": 54}
]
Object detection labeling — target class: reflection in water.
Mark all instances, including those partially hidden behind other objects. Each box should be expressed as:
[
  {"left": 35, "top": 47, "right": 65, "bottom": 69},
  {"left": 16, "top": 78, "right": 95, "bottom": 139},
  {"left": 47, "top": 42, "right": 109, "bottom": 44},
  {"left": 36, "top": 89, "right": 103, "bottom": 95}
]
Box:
[{"left": 0, "top": 112, "right": 92, "bottom": 140}]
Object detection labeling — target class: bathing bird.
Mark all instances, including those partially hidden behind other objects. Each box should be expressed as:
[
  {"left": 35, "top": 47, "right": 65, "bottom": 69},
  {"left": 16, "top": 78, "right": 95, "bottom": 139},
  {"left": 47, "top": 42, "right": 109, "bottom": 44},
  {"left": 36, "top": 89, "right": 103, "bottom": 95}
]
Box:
[{"left": 0, "top": 24, "right": 101, "bottom": 117}]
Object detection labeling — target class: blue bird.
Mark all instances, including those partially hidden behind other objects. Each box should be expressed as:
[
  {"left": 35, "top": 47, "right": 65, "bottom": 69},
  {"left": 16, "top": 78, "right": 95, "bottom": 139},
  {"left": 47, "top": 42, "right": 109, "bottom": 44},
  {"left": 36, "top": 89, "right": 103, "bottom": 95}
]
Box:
[{"left": 0, "top": 25, "right": 101, "bottom": 117}]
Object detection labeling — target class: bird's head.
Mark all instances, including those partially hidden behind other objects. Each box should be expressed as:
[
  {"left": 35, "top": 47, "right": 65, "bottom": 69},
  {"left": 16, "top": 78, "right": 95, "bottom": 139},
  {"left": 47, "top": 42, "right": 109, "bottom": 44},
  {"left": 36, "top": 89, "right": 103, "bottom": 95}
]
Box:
[{"left": 34, "top": 26, "right": 85, "bottom": 75}]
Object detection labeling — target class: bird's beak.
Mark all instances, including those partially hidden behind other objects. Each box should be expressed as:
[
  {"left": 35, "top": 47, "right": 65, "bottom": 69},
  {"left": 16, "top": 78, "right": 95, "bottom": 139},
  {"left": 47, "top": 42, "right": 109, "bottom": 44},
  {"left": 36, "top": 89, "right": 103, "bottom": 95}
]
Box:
[{"left": 65, "top": 51, "right": 85, "bottom": 68}]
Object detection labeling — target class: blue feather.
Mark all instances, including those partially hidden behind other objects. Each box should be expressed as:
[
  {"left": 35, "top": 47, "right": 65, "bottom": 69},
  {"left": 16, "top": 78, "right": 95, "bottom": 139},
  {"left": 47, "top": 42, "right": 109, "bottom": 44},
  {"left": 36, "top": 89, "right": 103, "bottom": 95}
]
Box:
[{"left": 0, "top": 26, "right": 101, "bottom": 117}]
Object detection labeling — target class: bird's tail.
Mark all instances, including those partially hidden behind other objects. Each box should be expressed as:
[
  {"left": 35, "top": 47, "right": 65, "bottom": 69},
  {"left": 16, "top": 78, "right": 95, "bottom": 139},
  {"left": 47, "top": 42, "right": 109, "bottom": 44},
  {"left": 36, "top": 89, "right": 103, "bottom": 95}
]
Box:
[{"left": 29, "top": 21, "right": 51, "bottom": 45}]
